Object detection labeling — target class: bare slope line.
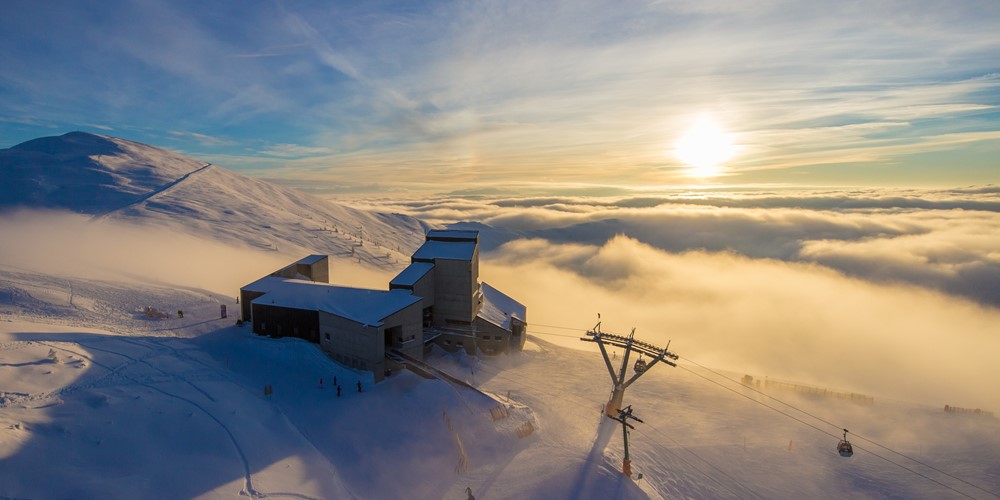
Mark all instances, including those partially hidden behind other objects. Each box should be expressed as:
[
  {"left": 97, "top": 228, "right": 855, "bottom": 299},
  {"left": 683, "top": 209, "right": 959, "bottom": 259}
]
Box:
[{"left": 91, "top": 163, "right": 213, "bottom": 220}]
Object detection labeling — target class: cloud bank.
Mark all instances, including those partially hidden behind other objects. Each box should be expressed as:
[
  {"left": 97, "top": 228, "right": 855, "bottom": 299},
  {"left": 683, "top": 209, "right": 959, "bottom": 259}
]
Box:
[
  {"left": 357, "top": 187, "right": 1000, "bottom": 409},
  {"left": 484, "top": 235, "right": 1000, "bottom": 410},
  {"left": 371, "top": 186, "right": 1000, "bottom": 307}
]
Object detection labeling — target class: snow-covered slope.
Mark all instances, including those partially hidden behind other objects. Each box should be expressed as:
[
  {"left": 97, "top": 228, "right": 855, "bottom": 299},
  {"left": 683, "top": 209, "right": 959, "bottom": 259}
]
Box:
[
  {"left": 0, "top": 132, "right": 428, "bottom": 268},
  {"left": 2, "top": 132, "right": 999, "bottom": 499},
  {"left": 2, "top": 269, "right": 998, "bottom": 499},
  {"left": 0, "top": 131, "right": 203, "bottom": 213}
]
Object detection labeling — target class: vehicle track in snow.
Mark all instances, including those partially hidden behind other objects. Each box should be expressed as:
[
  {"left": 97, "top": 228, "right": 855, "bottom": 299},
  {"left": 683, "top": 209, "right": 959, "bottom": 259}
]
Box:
[
  {"left": 1, "top": 340, "right": 141, "bottom": 409},
  {"left": 22, "top": 335, "right": 338, "bottom": 499},
  {"left": 34, "top": 340, "right": 260, "bottom": 497}
]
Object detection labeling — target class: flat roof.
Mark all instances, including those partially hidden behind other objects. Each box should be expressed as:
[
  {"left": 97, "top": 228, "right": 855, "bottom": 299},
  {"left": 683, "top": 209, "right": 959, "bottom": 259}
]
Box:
[
  {"left": 426, "top": 229, "right": 479, "bottom": 242},
  {"left": 295, "top": 254, "right": 327, "bottom": 265},
  {"left": 412, "top": 240, "right": 476, "bottom": 262},
  {"left": 241, "top": 275, "right": 295, "bottom": 293},
  {"left": 477, "top": 282, "right": 526, "bottom": 330},
  {"left": 251, "top": 281, "right": 422, "bottom": 327},
  {"left": 389, "top": 262, "right": 434, "bottom": 288}
]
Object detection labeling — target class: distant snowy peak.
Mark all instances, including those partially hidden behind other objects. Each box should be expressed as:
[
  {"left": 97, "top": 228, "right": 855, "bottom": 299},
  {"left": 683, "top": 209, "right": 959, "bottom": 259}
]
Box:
[
  {"left": 1, "top": 131, "right": 429, "bottom": 267},
  {"left": 1, "top": 131, "right": 207, "bottom": 213}
]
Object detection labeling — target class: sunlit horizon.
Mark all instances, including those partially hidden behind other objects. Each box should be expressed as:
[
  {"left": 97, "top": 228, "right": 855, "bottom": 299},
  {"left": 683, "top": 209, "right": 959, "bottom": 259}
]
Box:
[
  {"left": 1, "top": 1, "right": 997, "bottom": 194},
  {"left": 673, "top": 116, "right": 737, "bottom": 178}
]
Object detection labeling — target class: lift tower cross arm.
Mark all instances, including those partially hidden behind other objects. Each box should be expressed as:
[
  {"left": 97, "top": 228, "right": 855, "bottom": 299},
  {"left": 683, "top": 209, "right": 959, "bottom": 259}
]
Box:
[{"left": 580, "top": 322, "right": 678, "bottom": 417}]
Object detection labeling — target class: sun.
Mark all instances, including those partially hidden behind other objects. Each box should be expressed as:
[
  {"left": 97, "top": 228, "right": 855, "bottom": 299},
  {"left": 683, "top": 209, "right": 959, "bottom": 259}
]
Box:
[{"left": 673, "top": 117, "right": 736, "bottom": 178}]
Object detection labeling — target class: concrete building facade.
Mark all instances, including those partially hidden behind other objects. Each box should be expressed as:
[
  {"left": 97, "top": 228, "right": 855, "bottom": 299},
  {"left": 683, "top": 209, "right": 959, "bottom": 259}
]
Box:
[{"left": 239, "top": 229, "right": 526, "bottom": 382}]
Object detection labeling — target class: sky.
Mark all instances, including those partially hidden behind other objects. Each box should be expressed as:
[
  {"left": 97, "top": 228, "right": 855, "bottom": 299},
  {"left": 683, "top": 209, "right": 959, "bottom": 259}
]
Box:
[{"left": 2, "top": 0, "right": 999, "bottom": 195}]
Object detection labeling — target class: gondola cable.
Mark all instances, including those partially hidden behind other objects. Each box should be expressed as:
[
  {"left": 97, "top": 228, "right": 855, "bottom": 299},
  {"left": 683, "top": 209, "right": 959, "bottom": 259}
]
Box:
[
  {"left": 677, "top": 364, "right": 991, "bottom": 500},
  {"left": 457, "top": 327, "right": 997, "bottom": 497},
  {"left": 678, "top": 355, "right": 1000, "bottom": 499}
]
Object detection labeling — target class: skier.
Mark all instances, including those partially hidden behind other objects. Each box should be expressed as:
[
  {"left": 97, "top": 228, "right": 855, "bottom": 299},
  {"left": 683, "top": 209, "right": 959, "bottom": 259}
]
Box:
[
  {"left": 357, "top": 381, "right": 362, "bottom": 393},
  {"left": 336, "top": 385, "right": 341, "bottom": 397}
]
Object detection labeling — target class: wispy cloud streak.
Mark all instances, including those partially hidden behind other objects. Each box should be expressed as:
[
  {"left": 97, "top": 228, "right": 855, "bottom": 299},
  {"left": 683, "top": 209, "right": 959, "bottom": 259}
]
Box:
[{"left": 2, "top": 0, "right": 998, "bottom": 190}]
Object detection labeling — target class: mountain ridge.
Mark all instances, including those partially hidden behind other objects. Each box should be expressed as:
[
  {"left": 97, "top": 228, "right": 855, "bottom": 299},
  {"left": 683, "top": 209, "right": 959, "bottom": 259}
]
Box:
[{"left": 0, "top": 131, "right": 428, "bottom": 268}]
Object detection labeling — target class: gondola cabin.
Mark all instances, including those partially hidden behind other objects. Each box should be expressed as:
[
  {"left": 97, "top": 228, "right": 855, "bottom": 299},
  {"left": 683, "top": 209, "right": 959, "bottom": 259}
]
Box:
[
  {"left": 837, "top": 430, "right": 854, "bottom": 457},
  {"left": 633, "top": 358, "right": 647, "bottom": 375}
]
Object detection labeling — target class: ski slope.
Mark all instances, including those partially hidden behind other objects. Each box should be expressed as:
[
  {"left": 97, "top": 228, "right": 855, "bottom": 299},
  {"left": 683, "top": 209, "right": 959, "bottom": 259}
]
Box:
[
  {"left": 2, "top": 266, "right": 998, "bottom": 499},
  {"left": 2, "top": 132, "right": 998, "bottom": 498}
]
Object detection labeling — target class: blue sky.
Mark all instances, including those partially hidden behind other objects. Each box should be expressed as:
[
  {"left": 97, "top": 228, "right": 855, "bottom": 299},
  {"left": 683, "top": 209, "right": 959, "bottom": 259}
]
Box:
[{"left": 2, "top": 0, "right": 999, "bottom": 194}]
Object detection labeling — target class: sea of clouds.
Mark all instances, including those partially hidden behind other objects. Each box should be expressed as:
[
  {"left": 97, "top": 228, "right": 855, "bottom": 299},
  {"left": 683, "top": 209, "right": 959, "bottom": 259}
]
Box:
[
  {"left": 355, "top": 186, "right": 1000, "bottom": 409},
  {"left": 4, "top": 188, "right": 998, "bottom": 410}
]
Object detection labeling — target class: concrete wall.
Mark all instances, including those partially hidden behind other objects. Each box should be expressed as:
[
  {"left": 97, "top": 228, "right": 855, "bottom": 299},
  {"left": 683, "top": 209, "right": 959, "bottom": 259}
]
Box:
[
  {"left": 271, "top": 256, "right": 328, "bottom": 283},
  {"left": 380, "top": 303, "right": 424, "bottom": 359},
  {"left": 410, "top": 270, "right": 436, "bottom": 328},
  {"left": 390, "top": 267, "right": 435, "bottom": 317},
  {"left": 471, "top": 245, "right": 480, "bottom": 290},
  {"left": 300, "top": 257, "right": 329, "bottom": 283},
  {"left": 318, "top": 300, "right": 422, "bottom": 382},
  {"left": 432, "top": 258, "right": 475, "bottom": 328},
  {"left": 239, "top": 290, "right": 265, "bottom": 323},
  {"left": 435, "top": 331, "right": 477, "bottom": 356},
  {"left": 474, "top": 318, "right": 511, "bottom": 355},
  {"left": 509, "top": 318, "right": 527, "bottom": 351},
  {"left": 320, "top": 313, "right": 381, "bottom": 380}
]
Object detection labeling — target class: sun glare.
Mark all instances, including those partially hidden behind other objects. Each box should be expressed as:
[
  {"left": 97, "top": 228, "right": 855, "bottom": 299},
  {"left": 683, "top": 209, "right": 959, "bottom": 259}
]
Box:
[{"left": 673, "top": 117, "right": 735, "bottom": 178}]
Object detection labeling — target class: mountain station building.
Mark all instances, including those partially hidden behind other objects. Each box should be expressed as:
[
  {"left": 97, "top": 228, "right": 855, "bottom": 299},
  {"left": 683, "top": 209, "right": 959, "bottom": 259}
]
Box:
[{"left": 239, "top": 230, "right": 526, "bottom": 382}]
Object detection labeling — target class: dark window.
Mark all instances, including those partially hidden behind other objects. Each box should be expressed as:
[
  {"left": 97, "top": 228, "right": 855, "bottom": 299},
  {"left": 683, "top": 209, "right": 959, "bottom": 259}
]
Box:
[{"left": 385, "top": 325, "right": 402, "bottom": 347}]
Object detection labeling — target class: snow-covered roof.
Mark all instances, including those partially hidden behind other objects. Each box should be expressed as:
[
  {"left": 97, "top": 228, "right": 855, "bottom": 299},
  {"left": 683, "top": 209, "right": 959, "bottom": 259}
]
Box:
[
  {"left": 295, "top": 254, "right": 327, "bottom": 265},
  {"left": 251, "top": 281, "right": 422, "bottom": 327},
  {"left": 426, "top": 229, "right": 479, "bottom": 242},
  {"left": 390, "top": 262, "right": 434, "bottom": 288},
  {"left": 241, "top": 275, "right": 295, "bottom": 293},
  {"left": 477, "top": 282, "right": 526, "bottom": 330},
  {"left": 412, "top": 240, "right": 476, "bottom": 262}
]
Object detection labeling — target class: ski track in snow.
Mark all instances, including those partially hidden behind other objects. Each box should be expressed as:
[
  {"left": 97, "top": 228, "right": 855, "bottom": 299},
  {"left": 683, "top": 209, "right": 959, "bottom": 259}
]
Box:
[
  {"left": 9, "top": 336, "right": 333, "bottom": 499},
  {"left": 34, "top": 340, "right": 261, "bottom": 497},
  {"left": 0, "top": 272, "right": 333, "bottom": 499},
  {"left": 91, "top": 162, "right": 213, "bottom": 221}
]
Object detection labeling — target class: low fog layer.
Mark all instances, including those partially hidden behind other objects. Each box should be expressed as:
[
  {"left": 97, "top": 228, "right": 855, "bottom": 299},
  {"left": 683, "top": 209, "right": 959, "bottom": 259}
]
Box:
[
  {"left": 483, "top": 236, "right": 1000, "bottom": 410},
  {"left": 357, "top": 187, "right": 1000, "bottom": 410},
  {"left": 0, "top": 210, "right": 392, "bottom": 295}
]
